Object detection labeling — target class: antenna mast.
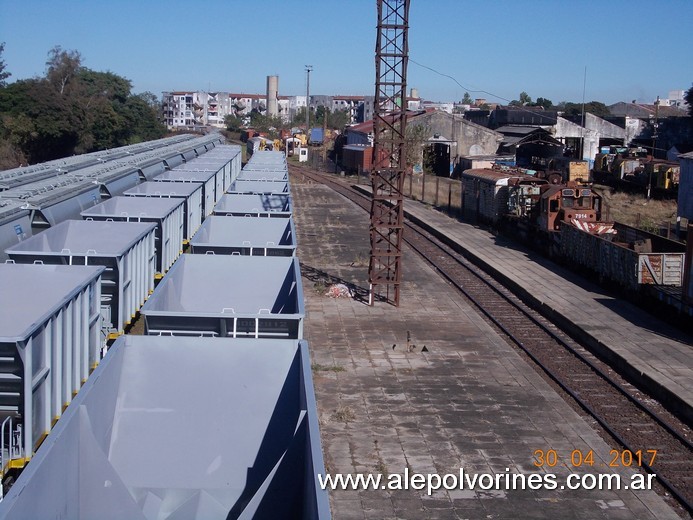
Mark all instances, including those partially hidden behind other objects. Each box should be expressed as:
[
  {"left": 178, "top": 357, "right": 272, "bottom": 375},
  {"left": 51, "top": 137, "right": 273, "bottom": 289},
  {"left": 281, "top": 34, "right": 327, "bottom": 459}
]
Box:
[{"left": 369, "top": 0, "right": 410, "bottom": 306}]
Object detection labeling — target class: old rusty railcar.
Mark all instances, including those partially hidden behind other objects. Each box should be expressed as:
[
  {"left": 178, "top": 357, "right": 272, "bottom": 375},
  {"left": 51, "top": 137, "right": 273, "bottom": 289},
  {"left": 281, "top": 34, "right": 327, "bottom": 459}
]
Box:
[
  {"left": 560, "top": 221, "right": 686, "bottom": 291},
  {"left": 461, "top": 167, "right": 548, "bottom": 224},
  {"left": 537, "top": 184, "right": 602, "bottom": 232},
  {"left": 341, "top": 144, "right": 373, "bottom": 173}
]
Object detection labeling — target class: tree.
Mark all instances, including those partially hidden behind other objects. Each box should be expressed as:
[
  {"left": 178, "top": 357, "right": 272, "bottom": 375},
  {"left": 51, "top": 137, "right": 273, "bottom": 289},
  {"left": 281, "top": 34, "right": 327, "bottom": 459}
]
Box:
[
  {"left": 557, "top": 101, "right": 610, "bottom": 119},
  {"left": 328, "top": 109, "right": 351, "bottom": 130},
  {"left": 461, "top": 92, "right": 473, "bottom": 105},
  {"left": 73, "top": 69, "right": 134, "bottom": 151},
  {"left": 685, "top": 84, "right": 693, "bottom": 117},
  {"left": 224, "top": 114, "right": 244, "bottom": 132},
  {"left": 248, "top": 110, "right": 283, "bottom": 137},
  {"left": 510, "top": 91, "right": 532, "bottom": 106},
  {"left": 405, "top": 123, "right": 430, "bottom": 173},
  {"left": 123, "top": 92, "right": 166, "bottom": 143},
  {"left": 0, "top": 46, "right": 168, "bottom": 165},
  {"left": 0, "top": 78, "right": 80, "bottom": 162},
  {"left": 292, "top": 106, "right": 307, "bottom": 126},
  {"left": 0, "top": 42, "right": 10, "bottom": 87},
  {"left": 313, "top": 105, "right": 327, "bottom": 127},
  {"left": 45, "top": 46, "right": 82, "bottom": 95},
  {"left": 533, "top": 97, "right": 553, "bottom": 109}
]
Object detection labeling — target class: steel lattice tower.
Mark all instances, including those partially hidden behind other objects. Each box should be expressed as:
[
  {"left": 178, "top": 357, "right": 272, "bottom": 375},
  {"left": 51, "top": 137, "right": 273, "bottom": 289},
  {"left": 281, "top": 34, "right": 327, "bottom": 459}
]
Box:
[{"left": 369, "top": 0, "right": 410, "bottom": 306}]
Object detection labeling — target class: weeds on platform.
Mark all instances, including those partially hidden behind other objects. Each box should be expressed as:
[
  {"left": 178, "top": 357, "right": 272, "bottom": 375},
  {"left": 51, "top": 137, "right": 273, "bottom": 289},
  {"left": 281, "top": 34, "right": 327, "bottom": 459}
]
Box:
[
  {"left": 332, "top": 405, "right": 356, "bottom": 423},
  {"left": 312, "top": 363, "right": 345, "bottom": 373}
]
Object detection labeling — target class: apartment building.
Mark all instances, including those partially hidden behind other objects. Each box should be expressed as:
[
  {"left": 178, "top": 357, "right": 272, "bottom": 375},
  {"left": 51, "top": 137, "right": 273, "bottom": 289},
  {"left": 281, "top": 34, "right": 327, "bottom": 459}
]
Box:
[{"left": 162, "top": 91, "right": 234, "bottom": 130}]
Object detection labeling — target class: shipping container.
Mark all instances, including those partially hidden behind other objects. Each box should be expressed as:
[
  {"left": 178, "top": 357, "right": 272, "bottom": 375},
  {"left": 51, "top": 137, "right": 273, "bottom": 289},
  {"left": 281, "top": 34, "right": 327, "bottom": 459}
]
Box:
[
  {"left": 0, "top": 263, "right": 103, "bottom": 475},
  {"left": 213, "top": 193, "right": 291, "bottom": 218},
  {"left": 124, "top": 181, "right": 203, "bottom": 241},
  {"left": 6, "top": 220, "right": 157, "bottom": 337},
  {"left": 309, "top": 127, "right": 324, "bottom": 145},
  {"left": 560, "top": 222, "right": 687, "bottom": 291},
  {"left": 142, "top": 254, "right": 304, "bottom": 339},
  {"left": 190, "top": 216, "right": 296, "bottom": 256},
  {"left": 0, "top": 336, "right": 330, "bottom": 519},
  {"left": 228, "top": 179, "right": 290, "bottom": 194},
  {"left": 81, "top": 196, "right": 184, "bottom": 277}
]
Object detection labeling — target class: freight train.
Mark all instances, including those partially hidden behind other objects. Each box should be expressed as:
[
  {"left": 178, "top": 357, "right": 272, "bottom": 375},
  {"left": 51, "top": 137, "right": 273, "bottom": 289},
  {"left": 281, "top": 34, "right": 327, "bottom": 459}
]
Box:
[
  {"left": 460, "top": 166, "right": 687, "bottom": 294},
  {"left": 0, "top": 148, "right": 329, "bottom": 518}
]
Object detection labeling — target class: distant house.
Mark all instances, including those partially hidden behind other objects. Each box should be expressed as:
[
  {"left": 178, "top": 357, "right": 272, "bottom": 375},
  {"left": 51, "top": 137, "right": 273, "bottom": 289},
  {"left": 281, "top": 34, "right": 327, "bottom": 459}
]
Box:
[
  {"left": 554, "top": 113, "right": 626, "bottom": 166},
  {"left": 344, "top": 109, "right": 502, "bottom": 176},
  {"left": 490, "top": 106, "right": 558, "bottom": 128},
  {"left": 494, "top": 126, "right": 563, "bottom": 170},
  {"left": 608, "top": 102, "right": 688, "bottom": 119}
]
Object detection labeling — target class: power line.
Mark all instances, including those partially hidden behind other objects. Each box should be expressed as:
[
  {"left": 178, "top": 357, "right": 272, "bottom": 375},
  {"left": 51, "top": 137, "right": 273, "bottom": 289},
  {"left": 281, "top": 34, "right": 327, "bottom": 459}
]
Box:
[{"left": 409, "top": 57, "right": 514, "bottom": 104}]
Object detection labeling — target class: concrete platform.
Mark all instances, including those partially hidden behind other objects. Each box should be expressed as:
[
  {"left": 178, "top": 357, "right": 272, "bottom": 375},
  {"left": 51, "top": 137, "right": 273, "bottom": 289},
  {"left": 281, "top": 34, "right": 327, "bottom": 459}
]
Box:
[
  {"left": 290, "top": 175, "right": 680, "bottom": 519},
  {"left": 378, "top": 187, "right": 693, "bottom": 427}
]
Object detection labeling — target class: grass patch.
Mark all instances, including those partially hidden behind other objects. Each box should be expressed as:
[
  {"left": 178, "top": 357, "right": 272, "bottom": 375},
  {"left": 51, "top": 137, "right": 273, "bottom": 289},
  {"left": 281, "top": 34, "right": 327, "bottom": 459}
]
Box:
[
  {"left": 350, "top": 251, "right": 368, "bottom": 267},
  {"left": 332, "top": 405, "right": 356, "bottom": 423},
  {"left": 313, "top": 280, "right": 327, "bottom": 293},
  {"left": 312, "top": 363, "right": 346, "bottom": 373},
  {"left": 594, "top": 186, "right": 679, "bottom": 232}
]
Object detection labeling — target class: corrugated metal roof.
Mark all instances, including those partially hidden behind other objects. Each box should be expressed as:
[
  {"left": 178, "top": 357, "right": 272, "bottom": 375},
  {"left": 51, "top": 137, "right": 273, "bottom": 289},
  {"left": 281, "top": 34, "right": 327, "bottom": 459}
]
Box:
[{"left": 462, "top": 168, "right": 544, "bottom": 185}]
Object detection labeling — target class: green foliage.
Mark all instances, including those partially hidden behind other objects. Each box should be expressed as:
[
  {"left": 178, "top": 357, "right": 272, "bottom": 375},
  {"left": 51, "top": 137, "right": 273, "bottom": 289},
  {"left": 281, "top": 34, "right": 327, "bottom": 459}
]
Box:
[
  {"left": 292, "top": 106, "right": 350, "bottom": 130},
  {"left": 292, "top": 106, "right": 307, "bottom": 125},
  {"left": 557, "top": 100, "right": 610, "bottom": 118},
  {"left": 461, "top": 92, "right": 473, "bottom": 105},
  {"left": 508, "top": 92, "right": 553, "bottom": 109},
  {"left": 224, "top": 114, "right": 244, "bottom": 132},
  {"left": 0, "top": 42, "right": 10, "bottom": 87},
  {"left": 510, "top": 91, "right": 532, "bottom": 106},
  {"left": 123, "top": 92, "right": 166, "bottom": 143},
  {"left": 685, "top": 84, "right": 693, "bottom": 117},
  {"left": 45, "top": 46, "right": 82, "bottom": 96},
  {"left": 0, "top": 46, "right": 165, "bottom": 166},
  {"left": 248, "top": 110, "right": 284, "bottom": 138},
  {"left": 533, "top": 97, "right": 553, "bottom": 109},
  {"left": 325, "top": 108, "right": 350, "bottom": 130},
  {"left": 0, "top": 78, "right": 81, "bottom": 162},
  {"left": 405, "top": 123, "right": 430, "bottom": 172}
]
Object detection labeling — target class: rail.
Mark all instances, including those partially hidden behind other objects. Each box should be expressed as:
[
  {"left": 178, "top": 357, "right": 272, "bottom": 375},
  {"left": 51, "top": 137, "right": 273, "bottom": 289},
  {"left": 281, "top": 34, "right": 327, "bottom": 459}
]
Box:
[{"left": 292, "top": 164, "right": 693, "bottom": 516}]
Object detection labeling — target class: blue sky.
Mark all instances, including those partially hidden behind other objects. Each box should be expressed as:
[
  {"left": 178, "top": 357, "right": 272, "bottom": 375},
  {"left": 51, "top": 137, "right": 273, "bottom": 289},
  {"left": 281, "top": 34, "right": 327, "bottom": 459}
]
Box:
[{"left": 1, "top": 0, "right": 691, "bottom": 105}]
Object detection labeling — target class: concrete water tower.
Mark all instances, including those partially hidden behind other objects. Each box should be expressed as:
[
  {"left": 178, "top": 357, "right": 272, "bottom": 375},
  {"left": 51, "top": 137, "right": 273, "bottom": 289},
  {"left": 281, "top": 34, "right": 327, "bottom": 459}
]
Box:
[{"left": 267, "top": 75, "right": 279, "bottom": 117}]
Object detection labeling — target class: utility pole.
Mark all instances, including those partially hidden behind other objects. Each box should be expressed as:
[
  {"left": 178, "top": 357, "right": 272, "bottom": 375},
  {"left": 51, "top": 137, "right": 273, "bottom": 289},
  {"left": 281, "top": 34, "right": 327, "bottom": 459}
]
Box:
[
  {"left": 648, "top": 96, "right": 660, "bottom": 199},
  {"left": 369, "top": 0, "right": 410, "bottom": 306},
  {"left": 305, "top": 65, "right": 313, "bottom": 135}
]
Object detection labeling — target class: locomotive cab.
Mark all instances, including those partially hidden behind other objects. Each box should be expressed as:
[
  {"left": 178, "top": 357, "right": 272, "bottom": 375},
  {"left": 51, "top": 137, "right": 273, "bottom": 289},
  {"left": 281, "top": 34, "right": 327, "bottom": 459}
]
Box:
[{"left": 538, "top": 183, "right": 602, "bottom": 231}]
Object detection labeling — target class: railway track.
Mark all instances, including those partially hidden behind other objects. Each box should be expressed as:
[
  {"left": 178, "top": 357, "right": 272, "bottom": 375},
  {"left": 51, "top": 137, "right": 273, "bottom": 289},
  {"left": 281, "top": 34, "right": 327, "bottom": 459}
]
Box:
[{"left": 291, "top": 164, "right": 693, "bottom": 517}]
